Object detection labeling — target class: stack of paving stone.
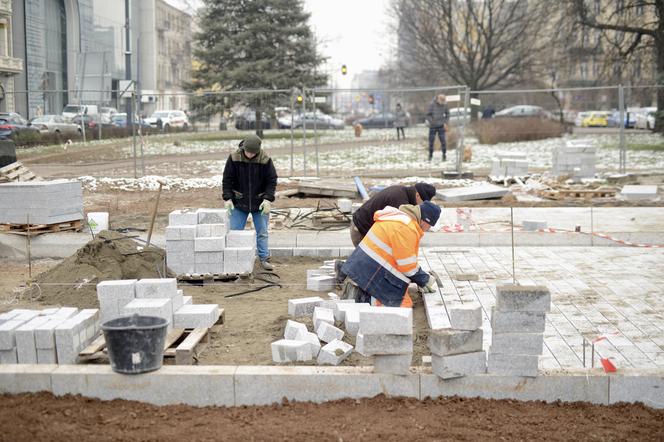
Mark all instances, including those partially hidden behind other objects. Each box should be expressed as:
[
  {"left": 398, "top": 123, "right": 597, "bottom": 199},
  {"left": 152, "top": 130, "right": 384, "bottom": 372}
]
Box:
[
  {"left": 0, "top": 307, "right": 100, "bottom": 364},
  {"left": 166, "top": 208, "right": 256, "bottom": 276},
  {"left": 96, "top": 278, "right": 220, "bottom": 331},
  {"left": 551, "top": 141, "right": 596, "bottom": 179},
  {"left": 0, "top": 179, "right": 83, "bottom": 224},
  {"left": 273, "top": 294, "right": 353, "bottom": 365},
  {"left": 306, "top": 260, "right": 337, "bottom": 292},
  {"left": 490, "top": 152, "right": 529, "bottom": 178},
  {"left": 356, "top": 307, "right": 413, "bottom": 375},
  {"left": 428, "top": 302, "right": 487, "bottom": 379},
  {"left": 488, "top": 285, "right": 551, "bottom": 377}
]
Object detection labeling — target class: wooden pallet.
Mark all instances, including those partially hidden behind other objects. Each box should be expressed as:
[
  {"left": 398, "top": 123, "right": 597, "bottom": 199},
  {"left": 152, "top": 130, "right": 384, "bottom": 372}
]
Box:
[
  {"left": 79, "top": 316, "right": 224, "bottom": 366},
  {"left": 0, "top": 161, "right": 40, "bottom": 182},
  {"left": 538, "top": 188, "right": 617, "bottom": 200},
  {"left": 0, "top": 219, "right": 82, "bottom": 235},
  {"left": 178, "top": 272, "right": 251, "bottom": 282}
]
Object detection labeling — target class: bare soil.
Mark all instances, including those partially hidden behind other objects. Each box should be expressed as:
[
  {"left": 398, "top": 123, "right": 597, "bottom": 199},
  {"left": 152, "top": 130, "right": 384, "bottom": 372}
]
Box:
[{"left": 0, "top": 392, "right": 662, "bottom": 441}]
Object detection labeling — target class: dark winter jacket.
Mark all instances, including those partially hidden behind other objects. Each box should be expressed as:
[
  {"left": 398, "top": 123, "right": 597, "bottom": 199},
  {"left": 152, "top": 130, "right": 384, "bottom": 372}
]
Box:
[
  {"left": 222, "top": 148, "right": 278, "bottom": 212},
  {"left": 352, "top": 185, "right": 418, "bottom": 236},
  {"left": 425, "top": 100, "right": 450, "bottom": 128}
]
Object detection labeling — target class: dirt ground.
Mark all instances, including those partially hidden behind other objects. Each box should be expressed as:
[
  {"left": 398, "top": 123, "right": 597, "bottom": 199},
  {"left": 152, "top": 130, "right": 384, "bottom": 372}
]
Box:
[{"left": 0, "top": 392, "right": 662, "bottom": 441}]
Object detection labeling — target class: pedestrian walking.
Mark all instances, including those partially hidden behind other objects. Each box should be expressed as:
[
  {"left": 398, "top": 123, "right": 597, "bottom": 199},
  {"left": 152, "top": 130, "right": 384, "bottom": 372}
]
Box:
[
  {"left": 425, "top": 94, "right": 450, "bottom": 161},
  {"left": 395, "top": 103, "right": 407, "bottom": 140}
]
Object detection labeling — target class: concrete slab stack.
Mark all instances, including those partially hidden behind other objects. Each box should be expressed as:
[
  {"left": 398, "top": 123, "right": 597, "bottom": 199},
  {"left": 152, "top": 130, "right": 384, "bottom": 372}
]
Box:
[
  {"left": 488, "top": 285, "right": 551, "bottom": 378},
  {"left": 0, "top": 307, "right": 100, "bottom": 365},
  {"left": 620, "top": 185, "right": 658, "bottom": 200},
  {"left": 306, "top": 262, "right": 337, "bottom": 292},
  {"left": 166, "top": 208, "right": 255, "bottom": 276},
  {"left": 357, "top": 307, "right": 413, "bottom": 375},
  {"left": 551, "top": 141, "right": 596, "bottom": 179},
  {"left": 490, "top": 151, "right": 529, "bottom": 178},
  {"left": 97, "top": 278, "right": 220, "bottom": 330},
  {"left": 0, "top": 180, "right": 84, "bottom": 225}
]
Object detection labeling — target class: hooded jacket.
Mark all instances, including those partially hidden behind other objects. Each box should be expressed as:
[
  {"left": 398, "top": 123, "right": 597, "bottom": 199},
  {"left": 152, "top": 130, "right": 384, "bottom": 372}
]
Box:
[
  {"left": 222, "top": 148, "right": 278, "bottom": 212},
  {"left": 425, "top": 99, "right": 450, "bottom": 128},
  {"left": 352, "top": 185, "right": 418, "bottom": 236},
  {"left": 342, "top": 204, "right": 430, "bottom": 307}
]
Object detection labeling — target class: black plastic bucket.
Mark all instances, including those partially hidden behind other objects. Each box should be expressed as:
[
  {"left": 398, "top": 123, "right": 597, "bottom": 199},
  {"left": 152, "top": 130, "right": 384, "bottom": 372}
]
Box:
[{"left": 102, "top": 314, "right": 169, "bottom": 374}]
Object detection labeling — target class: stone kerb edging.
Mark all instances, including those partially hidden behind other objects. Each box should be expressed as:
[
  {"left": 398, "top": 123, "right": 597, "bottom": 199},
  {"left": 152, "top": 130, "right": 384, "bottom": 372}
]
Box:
[{"left": 0, "top": 365, "right": 662, "bottom": 409}]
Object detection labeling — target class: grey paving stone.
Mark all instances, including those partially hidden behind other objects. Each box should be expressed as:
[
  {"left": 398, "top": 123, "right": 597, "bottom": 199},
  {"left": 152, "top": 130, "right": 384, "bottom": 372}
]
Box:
[
  {"left": 449, "top": 303, "right": 482, "bottom": 330},
  {"left": 373, "top": 354, "right": 412, "bottom": 375},
  {"left": 316, "top": 321, "right": 344, "bottom": 343},
  {"left": 488, "top": 352, "right": 539, "bottom": 377},
  {"left": 312, "top": 307, "right": 334, "bottom": 330},
  {"left": 491, "top": 308, "right": 546, "bottom": 333},
  {"left": 168, "top": 209, "right": 199, "bottom": 226},
  {"left": 495, "top": 285, "right": 551, "bottom": 312},
  {"left": 284, "top": 320, "right": 308, "bottom": 340},
  {"left": 173, "top": 304, "right": 220, "bottom": 329},
  {"left": 359, "top": 307, "right": 413, "bottom": 335},
  {"left": 428, "top": 328, "right": 483, "bottom": 356},
  {"left": 288, "top": 296, "right": 324, "bottom": 317},
  {"left": 431, "top": 351, "right": 487, "bottom": 379},
  {"left": 356, "top": 333, "right": 413, "bottom": 356},
  {"left": 135, "top": 278, "right": 178, "bottom": 299},
  {"left": 271, "top": 339, "right": 313, "bottom": 362},
  {"left": 317, "top": 339, "right": 353, "bottom": 366},
  {"left": 491, "top": 333, "right": 544, "bottom": 355}
]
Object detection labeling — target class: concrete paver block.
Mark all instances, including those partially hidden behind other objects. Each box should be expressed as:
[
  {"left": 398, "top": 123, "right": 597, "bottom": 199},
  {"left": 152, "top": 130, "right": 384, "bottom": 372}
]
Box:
[
  {"left": 122, "top": 298, "right": 173, "bottom": 329},
  {"left": 0, "top": 320, "right": 26, "bottom": 350},
  {"left": 225, "top": 230, "right": 255, "bottom": 247},
  {"left": 173, "top": 304, "right": 220, "bottom": 329},
  {"left": 449, "top": 303, "right": 482, "bottom": 330},
  {"left": 437, "top": 184, "right": 511, "bottom": 202},
  {"left": 296, "top": 331, "right": 321, "bottom": 357},
  {"left": 271, "top": 339, "right": 313, "bottom": 362},
  {"left": 356, "top": 333, "right": 413, "bottom": 356},
  {"left": 36, "top": 348, "right": 57, "bottom": 364},
  {"left": 317, "top": 339, "right": 353, "bottom": 366},
  {"left": 373, "top": 354, "right": 412, "bottom": 375},
  {"left": 359, "top": 307, "right": 413, "bottom": 335},
  {"left": 523, "top": 220, "right": 547, "bottom": 231},
  {"left": 196, "top": 224, "right": 227, "bottom": 238},
  {"left": 234, "top": 366, "right": 419, "bottom": 406},
  {"left": 97, "top": 279, "right": 137, "bottom": 300},
  {"left": 197, "top": 208, "right": 228, "bottom": 225},
  {"left": 284, "top": 320, "right": 308, "bottom": 340},
  {"left": 428, "top": 328, "right": 483, "bottom": 356},
  {"left": 54, "top": 319, "right": 81, "bottom": 365},
  {"left": 168, "top": 209, "right": 199, "bottom": 226},
  {"left": 182, "top": 295, "right": 193, "bottom": 305},
  {"left": 134, "top": 278, "right": 177, "bottom": 299},
  {"left": 312, "top": 307, "right": 334, "bottom": 330},
  {"left": 488, "top": 352, "right": 539, "bottom": 377},
  {"left": 620, "top": 185, "right": 658, "bottom": 200},
  {"left": 344, "top": 309, "right": 361, "bottom": 336},
  {"left": 491, "top": 333, "right": 544, "bottom": 355},
  {"left": 0, "top": 348, "right": 17, "bottom": 364},
  {"left": 316, "top": 321, "right": 344, "bottom": 343},
  {"left": 51, "top": 365, "right": 235, "bottom": 407},
  {"left": 34, "top": 317, "right": 70, "bottom": 349},
  {"left": 431, "top": 351, "right": 487, "bottom": 379},
  {"left": 16, "top": 316, "right": 52, "bottom": 363},
  {"left": 307, "top": 275, "right": 335, "bottom": 292},
  {"left": 166, "top": 225, "right": 197, "bottom": 240},
  {"left": 334, "top": 301, "right": 369, "bottom": 322},
  {"left": 288, "top": 296, "right": 324, "bottom": 317},
  {"left": 491, "top": 308, "right": 546, "bottom": 333},
  {"left": 194, "top": 237, "right": 226, "bottom": 252},
  {"left": 495, "top": 285, "right": 551, "bottom": 312}
]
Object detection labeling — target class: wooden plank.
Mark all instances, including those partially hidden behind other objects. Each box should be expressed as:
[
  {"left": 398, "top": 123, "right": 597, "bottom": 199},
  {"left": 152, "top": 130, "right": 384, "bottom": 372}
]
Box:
[
  {"left": 163, "top": 328, "right": 185, "bottom": 350},
  {"left": 175, "top": 328, "right": 208, "bottom": 365},
  {"left": 79, "top": 334, "right": 107, "bottom": 356},
  {"left": 0, "top": 161, "right": 22, "bottom": 174}
]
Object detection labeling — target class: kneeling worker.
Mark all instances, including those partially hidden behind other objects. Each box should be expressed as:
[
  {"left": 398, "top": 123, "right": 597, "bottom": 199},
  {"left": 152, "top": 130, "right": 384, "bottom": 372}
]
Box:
[{"left": 340, "top": 201, "right": 441, "bottom": 308}]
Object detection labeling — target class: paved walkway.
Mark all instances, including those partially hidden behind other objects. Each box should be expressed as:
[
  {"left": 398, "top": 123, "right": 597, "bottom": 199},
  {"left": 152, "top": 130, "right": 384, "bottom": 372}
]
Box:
[{"left": 421, "top": 246, "right": 664, "bottom": 371}]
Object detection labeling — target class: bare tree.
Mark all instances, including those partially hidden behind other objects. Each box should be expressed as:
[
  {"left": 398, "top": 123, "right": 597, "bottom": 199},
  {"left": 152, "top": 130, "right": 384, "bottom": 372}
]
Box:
[
  {"left": 392, "top": 0, "right": 558, "bottom": 92},
  {"left": 571, "top": 0, "right": 663, "bottom": 131}
]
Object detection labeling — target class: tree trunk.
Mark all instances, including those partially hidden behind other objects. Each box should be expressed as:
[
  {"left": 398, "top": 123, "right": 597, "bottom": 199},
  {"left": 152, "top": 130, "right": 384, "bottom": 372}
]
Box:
[{"left": 255, "top": 109, "right": 264, "bottom": 138}]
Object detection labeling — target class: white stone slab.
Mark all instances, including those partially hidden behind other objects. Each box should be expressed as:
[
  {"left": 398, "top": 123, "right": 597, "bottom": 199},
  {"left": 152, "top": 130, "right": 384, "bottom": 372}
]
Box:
[
  {"left": 134, "top": 278, "right": 178, "bottom": 299},
  {"left": 288, "top": 296, "right": 324, "bottom": 317},
  {"left": 334, "top": 301, "right": 370, "bottom": 322},
  {"left": 373, "top": 354, "right": 411, "bottom": 375},
  {"left": 620, "top": 185, "right": 658, "bottom": 200},
  {"left": 312, "top": 307, "right": 334, "bottom": 330},
  {"left": 356, "top": 333, "right": 413, "bottom": 356},
  {"left": 437, "top": 184, "right": 511, "bottom": 202},
  {"left": 317, "top": 339, "right": 353, "bottom": 366},
  {"left": 173, "top": 304, "right": 220, "bottom": 329},
  {"left": 491, "top": 308, "right": 546, "bottom": 333},
  {"left": 284, "top": 320, "right": 308, "bottom": 340},
  {"left": 225, "top": 230, "right": 255, "bottom": 247},
  {"left": 428, "top": 328, "right": 483, "bottom": 356},
  {"left": 316, "top": 321, "right": 344, "bottom": 343},
  {"left": 488, "top": 352, "right": 539, "bottom": 377},
  {"left": 359, "top": 307, "right": 413, "bottom": 335},
  {"left": 491, "top": 333, "right": 544, "bottom": 355},
  {"left": 168, "top": 209, "right": 199, "bottom": 226},
  {"left": 449, "top": 303, "right": 482, "bottom": 330},
  {"left": 431, "top": 351, "right": 487, "bottom": 379},
  {"left": 271, "top": 339, "right": 313, "bottom": 362},
  {"left": 495, "top": 285, "right": 551, "bottom": 312}
]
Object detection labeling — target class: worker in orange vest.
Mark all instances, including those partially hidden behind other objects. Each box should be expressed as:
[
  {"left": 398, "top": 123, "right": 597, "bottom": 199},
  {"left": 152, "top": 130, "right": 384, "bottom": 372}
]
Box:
[{"left": 340, "top": 201, "right": 440, "bottom": 308}]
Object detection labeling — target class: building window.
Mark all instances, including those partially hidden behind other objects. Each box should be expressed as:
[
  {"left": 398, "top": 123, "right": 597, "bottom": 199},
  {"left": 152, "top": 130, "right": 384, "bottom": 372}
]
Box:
[{"left": 0, "top": 21, "right": 7, "bottom": 57}]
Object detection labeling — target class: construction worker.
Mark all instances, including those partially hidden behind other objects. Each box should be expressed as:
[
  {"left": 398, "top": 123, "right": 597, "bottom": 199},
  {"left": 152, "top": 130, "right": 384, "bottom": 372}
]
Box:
[
  {"left": 222, "top": 134, "right": 278, "bottom": 270},
  {"left": 350, "top": 183, "right": 437, "bottom": 247},
  {"left": 340, "top": 201, "right": 441, "bottom": 308}
]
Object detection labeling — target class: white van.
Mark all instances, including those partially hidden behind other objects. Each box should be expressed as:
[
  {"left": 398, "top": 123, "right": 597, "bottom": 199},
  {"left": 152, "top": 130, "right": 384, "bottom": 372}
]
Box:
[{"left": 62, "top": 104, "right": 99, "bottom": 120}]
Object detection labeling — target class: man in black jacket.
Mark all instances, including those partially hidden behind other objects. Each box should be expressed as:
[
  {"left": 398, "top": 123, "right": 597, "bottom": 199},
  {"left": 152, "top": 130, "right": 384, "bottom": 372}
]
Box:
[
  {"left": 222, "top": 134, "right": 278, "bottom": 270},
  {"left": 425, "top": 94, "right": 450, "bottom": 162},
  {"left": 350, "top": 182, "right": 437, "bottom": 247}
]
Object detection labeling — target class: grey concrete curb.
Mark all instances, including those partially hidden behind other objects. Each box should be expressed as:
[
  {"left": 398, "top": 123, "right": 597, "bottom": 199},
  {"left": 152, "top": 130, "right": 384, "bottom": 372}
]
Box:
[{"left": 0, "top": 365, "right": 661, "bottom": 409}]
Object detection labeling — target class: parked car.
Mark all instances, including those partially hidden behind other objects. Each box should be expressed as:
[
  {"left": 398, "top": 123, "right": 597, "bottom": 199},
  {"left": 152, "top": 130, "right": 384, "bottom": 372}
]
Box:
[
  {"left": 574, "top": 111, "right": 592, "bottom": 127},
  {"left": 144, "top": 110, "right": 190, "bottom": 131},
  {"left": 29, "top": 115, "right": 81, "bottom": 135},
  {"left": 635, "top": 107, "right": 657, "bottom": 130},
  {"left": 646, "top": 111, "right": 656, "bottom": 131},
  {"left": 606, "top": 110, "right": 637, "bottom": 128},
  {"left": 353, "top": 112, "right": 410, "bottom": 128},
  {"left": 62, "top": 104, "right": 99, "bottom": 120},
  {"left": 286, "top": 112, "right": 344, "bottom": 130},
  {"left": 234, "top": 110, "right": 271, "bottom": 130},
  {"left": 71, "top": 114, "right": 113, "bottom": 132},
  {"left": 448, "top": 107, "right": 481, "bottom": 125},
  {"left": 99, "top": 107, "right": 118, "bottom": 122},
  {"left": 581, "top": 112, "right": 609, "bottom": 127},
  {"left": 110, "top": 113, "right": 151, "bottom": 129},
  {"left": 494, "top": 105, "right": 553, "bottom": 119},
  {"left": 0, "top": 115, "right": 40, "bottom": 140}
]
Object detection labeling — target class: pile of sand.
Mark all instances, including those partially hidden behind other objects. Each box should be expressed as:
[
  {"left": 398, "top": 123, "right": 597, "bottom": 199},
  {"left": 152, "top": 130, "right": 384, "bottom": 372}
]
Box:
[{"left": 27, "top": 230, "right": 174, "bottom": 308}]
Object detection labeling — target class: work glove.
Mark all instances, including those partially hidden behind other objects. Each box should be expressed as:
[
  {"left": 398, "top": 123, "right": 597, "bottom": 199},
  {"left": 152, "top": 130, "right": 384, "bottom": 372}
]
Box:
[
  {"left": 224, "top": 200, "right": 234, "bottom": 215},
  {"left": 423, "top": 281, "right": 436, "bottom": 293},
  {"left": 259, "top": 200, "right": 271, "bottom": 215}
]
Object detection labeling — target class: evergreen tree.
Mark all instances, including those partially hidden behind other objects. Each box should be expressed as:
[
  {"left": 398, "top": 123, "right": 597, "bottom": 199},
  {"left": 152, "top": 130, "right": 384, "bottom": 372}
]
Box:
[{"left": 189, "top": 0, "right": 327, "bottom": 135}]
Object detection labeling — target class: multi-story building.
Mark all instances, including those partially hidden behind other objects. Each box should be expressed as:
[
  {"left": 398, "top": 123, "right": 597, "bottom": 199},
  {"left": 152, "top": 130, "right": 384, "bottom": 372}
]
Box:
[
  {"left": 0, "top": 0, "right": 23, "bottom": 112},
  {"left": 11, "top": 0, "right": 191, "bottom": 119}
]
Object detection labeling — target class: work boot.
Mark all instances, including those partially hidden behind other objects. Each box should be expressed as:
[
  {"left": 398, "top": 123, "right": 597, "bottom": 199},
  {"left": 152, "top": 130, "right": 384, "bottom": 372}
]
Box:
[
  {"left": 442, "top": 153, "right": 447, "bottom": 162},
  {"left": 259, "top": 259, "right": 274, "bottom": 271}
]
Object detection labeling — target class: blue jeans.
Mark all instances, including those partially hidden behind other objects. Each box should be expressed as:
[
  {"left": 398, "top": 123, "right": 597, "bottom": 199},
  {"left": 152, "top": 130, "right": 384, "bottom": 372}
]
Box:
[
  {"left": 428, "top": 126, "right": 446, "bottom": 159},
  {"left": 229, "top": 208, "right": 269, "bottom": 261}
]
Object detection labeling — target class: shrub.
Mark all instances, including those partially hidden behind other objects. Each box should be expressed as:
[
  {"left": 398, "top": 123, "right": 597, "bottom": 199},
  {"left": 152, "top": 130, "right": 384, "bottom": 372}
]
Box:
[{"left": 472, "top": 117, "right": 565, "bottom": 144}]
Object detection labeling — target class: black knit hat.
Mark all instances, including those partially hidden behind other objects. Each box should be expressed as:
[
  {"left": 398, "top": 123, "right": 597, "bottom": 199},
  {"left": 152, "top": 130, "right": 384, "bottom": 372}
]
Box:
[
  {"left": 420, "top": 201, "right": 441, "bottom": 226},
  {"left": 415, "top": 183, "right": 436, "bottom": 201}
]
